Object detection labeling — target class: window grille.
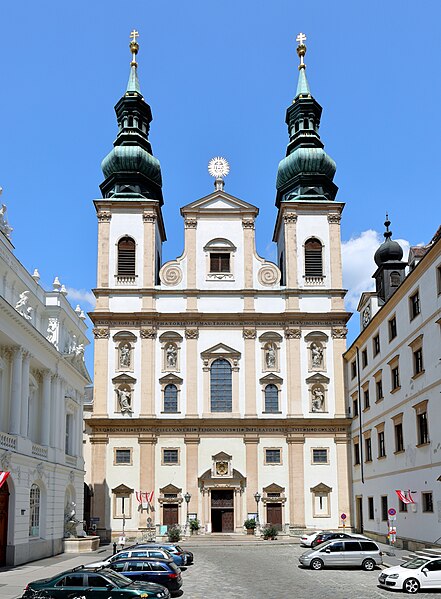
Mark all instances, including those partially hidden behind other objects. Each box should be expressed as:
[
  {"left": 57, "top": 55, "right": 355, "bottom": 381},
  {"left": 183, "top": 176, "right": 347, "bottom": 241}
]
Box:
[
  {"left": 164, "top": 384, "right": 178, "bottom": 412},
  {"left": 265, "top": 449, "right": 281, "bottom": 464},
  {"left": 304, "top": 238, "right": 323, "bottom": 277},
  {"left": 163, "top": 449, "right": 179, "bottom": 464},
  {"left": 117, "top": 237, "right": 136, "bottom": 276},
  {"left": 312, "top": 448, "right": 328, "bottom": 463},
  {"left": 115, "top": 449, "right": 132, "bottom": 464},
  {"left": 210, "top": 359, "right": 232, "bottom": 412},
  {"left": 264, "top": 384, "right": 279, "bottom": 412}
]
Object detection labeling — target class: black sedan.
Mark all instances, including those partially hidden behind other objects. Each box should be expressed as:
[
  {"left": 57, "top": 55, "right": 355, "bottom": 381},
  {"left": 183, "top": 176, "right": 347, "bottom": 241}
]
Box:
[
  {"left": 311, "top": 532, "right": 367, "bottom": 548},
  {"left": 109, "top": 559, "right": 183, "bottom": 595}
]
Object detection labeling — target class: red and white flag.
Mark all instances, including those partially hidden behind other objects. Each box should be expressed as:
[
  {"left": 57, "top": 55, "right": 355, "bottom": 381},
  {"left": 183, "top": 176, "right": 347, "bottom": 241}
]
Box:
[
  {"left": 135, "top": 491, "right": 154, "bottom": 506},
  {"left": 0, "top": 471, "right": 10, "bottom": 489},
  {"left": 395, "top": 490, "right": 415, "bottom": 504}
]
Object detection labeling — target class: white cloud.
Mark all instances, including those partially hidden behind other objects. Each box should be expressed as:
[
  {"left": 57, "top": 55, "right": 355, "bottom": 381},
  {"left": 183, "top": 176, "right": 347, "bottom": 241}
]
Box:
[
  {"left": 66, "top": 287, "right": 95, "bottom": 308},
  {"left": 342, "top": 230, "right": 410, "bottom": 311}
]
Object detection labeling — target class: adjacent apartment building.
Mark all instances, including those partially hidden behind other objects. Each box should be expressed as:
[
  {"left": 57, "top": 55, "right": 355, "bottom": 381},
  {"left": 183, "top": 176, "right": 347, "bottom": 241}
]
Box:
[{"left": 345, "top": 221, "right": 441, "bottom": 550}]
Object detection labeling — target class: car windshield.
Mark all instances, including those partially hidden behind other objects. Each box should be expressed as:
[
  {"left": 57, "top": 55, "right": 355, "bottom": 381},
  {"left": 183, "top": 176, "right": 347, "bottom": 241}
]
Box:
[
  {"left": 102, "top": 571, "right": 133, "bottom": 587},
  {"left": 401, "top": 558, "right": 430, "bottom": 570}
]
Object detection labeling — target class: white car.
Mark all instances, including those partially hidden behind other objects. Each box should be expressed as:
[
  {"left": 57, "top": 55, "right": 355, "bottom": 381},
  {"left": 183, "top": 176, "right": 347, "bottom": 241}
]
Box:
[
  {"left": 379, "top": 555, "right": 441, "bottom": 594},
  {"left": 300, "top": 530, "right": 325, "bottom": 547},
  {"left": 87, "top": 547, "right": 173, "bottom": 568}
]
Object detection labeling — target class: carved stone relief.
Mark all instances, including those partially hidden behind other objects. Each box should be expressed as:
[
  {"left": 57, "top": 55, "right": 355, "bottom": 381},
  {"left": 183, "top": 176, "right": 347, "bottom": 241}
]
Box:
[
  {"left": 160, "top": 262, "right": 183, "bottom": 287},
  {"left": 258, "top": 263, "right": 281, "bottom": 287}
]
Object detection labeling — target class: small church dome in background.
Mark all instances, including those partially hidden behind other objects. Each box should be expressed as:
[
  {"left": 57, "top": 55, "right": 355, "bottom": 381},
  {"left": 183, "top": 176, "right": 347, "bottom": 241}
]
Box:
[{"left": 374, "top": 216, "right": 404, "bottom": 266}]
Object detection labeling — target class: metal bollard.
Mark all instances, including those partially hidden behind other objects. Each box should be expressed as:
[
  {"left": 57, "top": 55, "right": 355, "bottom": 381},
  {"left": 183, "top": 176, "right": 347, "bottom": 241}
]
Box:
[{"left": 113, "top": 542, "right": 117, "bottom": 555}]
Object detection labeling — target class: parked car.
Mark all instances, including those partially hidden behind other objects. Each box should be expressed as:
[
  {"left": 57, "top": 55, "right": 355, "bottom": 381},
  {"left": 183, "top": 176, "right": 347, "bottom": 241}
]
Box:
[
  {"left": 310, "top": 532, "right": 368, "bottom": 548},
  {"left": 299, "top": 538, "right": 383, "bottom": 570},
  {"left": 88, "top": 547, "right": 182, "bottom": 568},
  {"left": 133, "top": 543, "right": 193, "bottom": 565},
  {"left": 379, "top": 555, "right": 441, "bottom": 594},
  {"left": 300, "top": 530, "right": 325, "bottom": 547},
  {"left": 21, "top": 565, "right": 170, "bottom": 599},
  {"left": 109, "top": 559, "right": 182, "bottom": 595}
]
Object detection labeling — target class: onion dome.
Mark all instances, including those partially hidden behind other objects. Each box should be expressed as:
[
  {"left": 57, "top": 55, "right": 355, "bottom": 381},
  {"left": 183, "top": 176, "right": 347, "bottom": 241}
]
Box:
[
  {"left": 100, "top": 31, "right": 163, "bottom": 203},
  {"left": 374, "top": 216, "right": 404, "bottom": 266},
  {"left": 276, "top": 34, "right": 338, "bottom": 206}
]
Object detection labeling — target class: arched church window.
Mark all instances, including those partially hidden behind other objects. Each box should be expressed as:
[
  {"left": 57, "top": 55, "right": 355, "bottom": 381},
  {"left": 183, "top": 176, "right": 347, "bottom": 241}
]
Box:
[
  {"left": 117, "top": 237, "right": 136, "bottom": 277},
  {"left": 264, "top": 384, "right": 279, "bottom": 413},
  {"left": 210, "top": 358, "right": 232, "bottom": 413},
  {"left": 305, "top": 238, "right": 323, "bottom": 277},
  {"left": 164, "top": 384, "right": 178, "bottom": 413},
  {"left": 29, "top": 484, "right": 41, "bottom": 537}
]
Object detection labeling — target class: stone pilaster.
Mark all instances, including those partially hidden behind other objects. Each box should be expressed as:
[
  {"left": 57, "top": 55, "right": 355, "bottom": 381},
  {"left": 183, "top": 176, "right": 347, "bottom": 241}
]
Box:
[
  {"left": 244, "top": 435, "right": 259, "bottom": 514},
  {"left": 184, "top": 218, "right": 198, "bottom": 311},
  {"left": 284, "top": 329, "right": 302, "bottom": 416},
  {"left": 97, "top": 209, "right": 111, "bottom": 289},
  {"left": 92, "top": 328, "right": 110, "bottom": 417},
  {"left": 20, "top": 351, "right": 31, "bottom": 437},
  {"left": 283, "top": 213, "right": 299, "bottom": 310},
  {"left": 41, "top": 369, "right": 52, "bottom": 446},
  {"left": 185, "top": 328, "right": 199, "bottom": 417},
  {"left": 242, "top": 218, "right": 255, "bottom": 312},
  {"left": 90, "top": 434, "right": 110, "bottom": 541},
  {"left": 138, "top": 434, "right": 157, "bottom": 528},
  {"left": 332, "top": 327, "right": 348, "bottom": 417},
  {"left": 140, "top": 328, "right": 157, "bottom": 417},
  {"left": 243, "top": 328, "right": 257, "bottom": 417},
  {"left": 10, "top": 347, "right": 23, "bottom": 435},
  {"left": 184, "top": 435, "right": 200, "bottom": 517},
  {"left": 287, "top": 435, "right": 305, "bottom": 528},
  {"left": 335, "top": 434, "right": 351, "bottom": 528},
  {"left": 142, "top": 211, "right": 156, "bottom": 310}
]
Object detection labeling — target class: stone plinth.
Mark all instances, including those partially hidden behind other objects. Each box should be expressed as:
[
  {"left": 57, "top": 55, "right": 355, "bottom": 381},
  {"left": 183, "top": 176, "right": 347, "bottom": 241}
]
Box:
[{"left": 63, "top": 536, "right": 100, "bottom": 553}]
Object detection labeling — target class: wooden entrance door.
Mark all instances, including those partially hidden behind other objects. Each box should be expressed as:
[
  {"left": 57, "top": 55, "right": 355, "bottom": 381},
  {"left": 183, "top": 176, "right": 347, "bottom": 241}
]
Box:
[
  {"left": 266, "top": 503, "right": 282, "bottom": 531},
  {"left": 163, "top": 504, "right": 178, "bottom": 529},
  {"left": 211, "top": 490, "right": 234, "bottom": 532},
  {"left": 0, "top": 482, "right": 9, "bottom": 566},
  {"left": 221, "top": 510, "right": 234, "bottom": 532}
]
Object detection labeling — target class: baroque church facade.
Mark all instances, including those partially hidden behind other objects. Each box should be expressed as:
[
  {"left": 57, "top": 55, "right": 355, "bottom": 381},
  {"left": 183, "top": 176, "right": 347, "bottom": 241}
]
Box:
[{"left": 85, "top": 34, "right": 352, "bottom": 538}]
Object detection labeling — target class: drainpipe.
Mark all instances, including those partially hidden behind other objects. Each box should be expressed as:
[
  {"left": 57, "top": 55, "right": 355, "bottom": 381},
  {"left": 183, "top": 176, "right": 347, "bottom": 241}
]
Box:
[{"left": 355, "top": 347, "right": 364, "bottom": 484}]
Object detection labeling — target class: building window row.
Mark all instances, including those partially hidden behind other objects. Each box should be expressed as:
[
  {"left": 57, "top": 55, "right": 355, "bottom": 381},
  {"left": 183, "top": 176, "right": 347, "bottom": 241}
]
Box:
[{"left": 367, "top": 491, "right": 434, "bottom": 521}]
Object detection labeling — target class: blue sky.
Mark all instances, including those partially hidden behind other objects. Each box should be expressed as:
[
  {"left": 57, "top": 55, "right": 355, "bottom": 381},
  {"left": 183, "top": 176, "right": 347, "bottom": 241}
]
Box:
[{"left": 1, "top": 1, "right": 440, "bottom": 376}]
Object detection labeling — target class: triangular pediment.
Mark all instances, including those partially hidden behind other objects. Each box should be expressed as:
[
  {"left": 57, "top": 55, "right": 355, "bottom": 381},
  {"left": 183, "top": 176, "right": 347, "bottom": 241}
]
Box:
[
  {"left": 212, "top": 451, "right": 232, "bottom": 461},
  {"left": 160, "top": 484, "right": 181, "bottom": 494},
  {"left": 263, "top": 483, "right": 285, "bottom": 493},
  {"left": 112, "top": 373, "right": 137, "bottom": 384},
  {"left": 306, "top": 373, "right": 330, "bottom": 385},
  {"left": 311, "top": 482, "right": 332, "bottom": 493},
  {"left": 181, "top": 190, "right": 258, "bottom": 216},
  {"left": 201, "top": 343, "right": 241, "bottom": 360},
  {"left": 259, "top": 373, "right": 283, "bottom": 384},
  {"left": 159, "top": 373, "right": 183, "bottom": 385},
  {"left": 112, "top": 484, "right": 133, "bottom": 493}
]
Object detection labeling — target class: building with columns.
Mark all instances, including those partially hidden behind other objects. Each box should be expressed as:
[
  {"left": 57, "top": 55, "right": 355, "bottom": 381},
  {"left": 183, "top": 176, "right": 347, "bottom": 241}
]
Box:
[
  {"left": 85, "top": 34, "right": 352, "bottom": 539},
  {"left": 0, "top": 195, "right": 90, "bottom": 565}
]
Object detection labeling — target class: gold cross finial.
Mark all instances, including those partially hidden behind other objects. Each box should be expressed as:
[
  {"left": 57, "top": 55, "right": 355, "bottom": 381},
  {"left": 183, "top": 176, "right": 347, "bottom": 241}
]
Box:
[
  {"left": 130, "top": 29, "right": 139, "bottom": 43},
  {"left": 129, "top": 29, "right": 140, "bottom": 67},
  {"left": 296, "top": 32, "right": 307, "bottom": 69}
]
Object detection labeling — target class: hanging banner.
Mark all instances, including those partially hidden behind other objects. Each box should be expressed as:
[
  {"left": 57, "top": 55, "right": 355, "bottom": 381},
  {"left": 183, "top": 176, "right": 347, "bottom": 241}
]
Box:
[
  {"left": 0, "top": 471, "right": 10, "bottom": 489},
  {"left": 395, "top": 490, "right": 415, "bottom": 504}
]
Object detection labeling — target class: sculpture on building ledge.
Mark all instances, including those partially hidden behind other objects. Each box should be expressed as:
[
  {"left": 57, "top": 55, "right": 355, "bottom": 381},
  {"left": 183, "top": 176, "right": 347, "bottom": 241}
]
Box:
[
  {"left": 117, "top": 388, "right": 133, "bottom": 413},
  {"left": 15, "top": 291, "right": 33, "bottom": 320},
  {"left": 64, "top": 501, "right": 80, "bottom": 538},
  {"left": 0, "top": 193, "right": 13, "bottom": 239},
  {"left": 311, "top": 387, "right": 325, "bottom": 412},
  {"left": 265, "top": 344, "right": 277, "bottom": 369},
  {"left": 310, "top": 343, "right": 324, "bottom": 368},
  {"left": 120, "top": 343, "right": 131, "bottom": 369},
  {"left": 166, "top": 343, "right": 177, "bottom": 368},
  {"left": 47, "top": 318, "right": 58, "bottom": 345}
]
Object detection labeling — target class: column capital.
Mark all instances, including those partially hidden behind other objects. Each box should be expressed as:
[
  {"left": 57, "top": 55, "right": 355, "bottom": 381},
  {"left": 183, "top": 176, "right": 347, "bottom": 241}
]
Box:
[
  {"left": 143, "top": 211, "right": 157, "bottom": 223},
  {"left": 242, "top": 328, "right": 256, "bottom": 339},
  {"left": 334, "top": 434, "right": 350, "bottom": 444},
  {"left": 331, "top": 327, "right": 348, "bottom": 339},
  {"left": 327, "top": 214, "right": 341, "bottom": 224},
  {"left": 284, "top": 328, "right": 301, "bottom": 339},
  {"left": 138, "top": 433, "right": 157, "bottom": 445},
  {"left": 283, "top": 213, "right": 298, "bottom": 224},
  {"left": 90, "top": 434, "right": 109, "bottom": 445},
  {"left": 97, "top": 210, "right": 112, "bottom": 222},
  {"left": 140, "top": 327, "right": 157, "bottom": 339},
  {"left": 184, "top": 218, "right": 198, "bottom": 229},
  {"left": 185, "top": 328, "right": 199, "bottom": 339},
  {"left": 11, "top": 345, "right": 24, "bottom": 358},
  {"left": 286, "top": 434, "right": 305, "bottom": 445},
  {"left": 242, "top": 218, "right": 255, "bottom": 229},
  {"left": 184, "top": 435, "right": 200, "bottom": 445},
  {"left": 243, "top": 435, "right": 259, "bottom": 445},
  {"left": 93, "top": 327, "right": 110, "bottom": 339}
]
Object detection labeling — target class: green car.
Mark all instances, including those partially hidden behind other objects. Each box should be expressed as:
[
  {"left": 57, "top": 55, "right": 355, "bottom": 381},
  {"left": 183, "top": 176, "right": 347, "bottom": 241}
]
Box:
[{"left": 22, "top": 565, "right": 170, "bottom": 599}]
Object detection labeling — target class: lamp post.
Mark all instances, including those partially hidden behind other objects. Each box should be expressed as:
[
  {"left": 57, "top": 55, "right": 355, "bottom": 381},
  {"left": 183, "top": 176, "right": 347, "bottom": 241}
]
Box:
[
  {"left": 254, "top": 492, "right": 261, "bottom": 534},
  {"left": 184, "top": 492, "right": 191, "bottom": 535}
]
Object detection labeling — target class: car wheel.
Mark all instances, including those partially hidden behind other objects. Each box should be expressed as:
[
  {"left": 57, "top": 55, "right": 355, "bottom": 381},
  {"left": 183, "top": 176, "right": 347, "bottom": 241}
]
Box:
[
  {"left": 362, "top": 558, "right": 375, "bottom": 571},
  {"left": 310, "top": 558, "right": 324, "bottom": 570},
  {"left": 403, "top": 578, "right": 420, "bottom": 594}
]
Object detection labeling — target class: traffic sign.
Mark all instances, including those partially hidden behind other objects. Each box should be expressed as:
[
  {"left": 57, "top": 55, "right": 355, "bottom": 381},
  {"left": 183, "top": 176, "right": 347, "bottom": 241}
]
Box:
[
  {"left": 388, "top": 508, "right": 397, "bottom": 516},
  {"left": 341, "top": 513, "right": 347, "bottom": 520}
]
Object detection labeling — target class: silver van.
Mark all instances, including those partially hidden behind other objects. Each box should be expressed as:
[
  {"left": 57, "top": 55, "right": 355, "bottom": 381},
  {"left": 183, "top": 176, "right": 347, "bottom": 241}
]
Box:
[{"left": 299, "top": 538, "right": 383, "bottom": 570}]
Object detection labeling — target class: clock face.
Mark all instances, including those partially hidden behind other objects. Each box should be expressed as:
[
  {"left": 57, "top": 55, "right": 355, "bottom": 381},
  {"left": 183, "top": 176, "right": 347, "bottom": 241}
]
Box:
[
  {"left": 363, "top": 306, "right": 371, "bottom": 327},
  {"left": 215, "top": 461, "right": 229, "bottom": 476}
]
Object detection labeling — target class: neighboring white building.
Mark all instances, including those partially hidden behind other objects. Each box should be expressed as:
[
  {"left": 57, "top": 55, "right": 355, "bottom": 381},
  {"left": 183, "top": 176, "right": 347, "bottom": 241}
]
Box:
[
  {"left": 0, "top": 194, "right": 91, "bottom": 566},
  {"left": 344, "top": 222, "right": 441, "bottom": 550},
  {"left": 85, "top": 37, "right": 352, "bottom": 540}
]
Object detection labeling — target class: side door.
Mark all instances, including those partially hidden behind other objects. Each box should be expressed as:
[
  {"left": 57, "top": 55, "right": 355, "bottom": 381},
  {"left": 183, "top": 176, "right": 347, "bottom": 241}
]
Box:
[
  {"left": 52, "top": 573, "right": 86, "bottom": 599},
  {"left": 149, "top": 562, "right": 172, "bottom": 587},
  {"left": 85, "top": 574, "right": 115, "bottom": 599},
  {"left": 124, "top": 560, "right": 152, "bottom": 583},
  {"left": 421, "top": 559, "right": 441, "bottom": 589},
  {"left": 342, "top": 541, "right": 363, "bottom": 567},
  {"left": 321, "top": 541, "right": 345, "bottom": 567}
]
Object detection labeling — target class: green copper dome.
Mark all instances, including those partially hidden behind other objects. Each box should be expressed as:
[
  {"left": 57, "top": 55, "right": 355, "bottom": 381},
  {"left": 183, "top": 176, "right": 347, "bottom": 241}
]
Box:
[
  {"left": 101, "top": 145, "right": 162, "bottom": 186},
  {"left": 276, "top": 147, "right": 336, "bottom": 190}
]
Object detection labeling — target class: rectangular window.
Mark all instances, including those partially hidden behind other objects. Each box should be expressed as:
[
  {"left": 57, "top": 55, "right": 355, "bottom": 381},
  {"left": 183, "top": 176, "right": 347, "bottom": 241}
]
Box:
[
  {"left": 363, "top": 388, "right": 370, "bottom": 410},
  {"left": 114, "top": 493, "right": 131, "bottom": 518},
  {"left": 365, "top": 438, "right": 372, "bottom": 462},
  {"left": 265, "top": 449, "right": 281, "bottom": 464},
  {"left": 373, "top": 335, "right": 380, "bottom": 356},
  {"left": 409, "top": 291, "right": 421, "bottom": 319},
  {"left": 115, "top": 449, "right": 132, "bottom": 464},
  {"left": 65, "top": 413, "right": 73, "bottom": 456},
  {"left": 422, "top": 492, "right": 434, "bottom": 513},
  {"left": 352, "top": 397, "right": 359, "bottom": 418},
  {"left": 381, "top": 495, "right": 388, "bottom": 521},
  {"left": 389, "top": 316, "right": 397, "bottom": 341},
  {"left": 413, "top": 348, "right": 424, "bottom": 376},
  {"left": 391, "top": 366, "right": 400, "bottom": 390},
  {"left": 210, "top": 253, "right": 230, "bottom": 273},
  {"left": 351, "top": 361, "right": 357, "bottom": 379},
  {"left": 437, "top": 265, "right": 441, "bottom": 295},
  {"left": 362, "top": 349, "right": 368, "bottom": 368},
  {"left": 378, "top": 431, "right": 386, "bottom": 458},
  {"left": 368, "top": 497, "right": 374, "bottom": 520},
  {"left": 376, "top": 379, "right": 384, "bottom": 402},
  {"left": 394, "top": 423, "right": 404, "bottom": 453},
  {"left": 417, "top": 412, "right": 429, "bottom": 445},
  {"left": 312, "top": 449, "right": 328, "bottom": 464},
  {"left": 354, "top": 442, "right": 360, "bottom": 465},
  {"left": 163, "top": 449, "right": 179, "bottom": 464},
  {"left": 399, "top": 499, "right": 408, "bottom": 513}
]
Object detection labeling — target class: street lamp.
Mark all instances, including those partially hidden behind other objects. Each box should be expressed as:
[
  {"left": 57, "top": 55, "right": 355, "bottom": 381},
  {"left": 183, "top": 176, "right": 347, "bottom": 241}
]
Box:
[
  {"left": 254, "top": 492, "right": 261, "bottom": 527},
  {"left": 184, "top": 492, "right": 191, "bottom": 534}
]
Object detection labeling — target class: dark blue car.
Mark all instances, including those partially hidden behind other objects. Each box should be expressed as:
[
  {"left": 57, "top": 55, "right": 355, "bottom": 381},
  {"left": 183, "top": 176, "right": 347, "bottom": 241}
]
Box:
[{"left": 109, "top": 559, "right": 182, "bottom": 595}]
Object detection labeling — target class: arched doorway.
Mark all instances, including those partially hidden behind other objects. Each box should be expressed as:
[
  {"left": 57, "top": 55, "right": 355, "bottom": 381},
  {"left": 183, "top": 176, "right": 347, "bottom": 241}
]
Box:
[{"left": 0, "top": 480, "right": 10, "bottom": 566}]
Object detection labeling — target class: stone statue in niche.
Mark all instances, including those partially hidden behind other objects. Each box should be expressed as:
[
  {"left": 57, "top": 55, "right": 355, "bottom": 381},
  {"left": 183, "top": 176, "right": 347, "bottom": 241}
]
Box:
[
  {"left": 47, "top": 318, "right": 58, "bottom": 345},
  {"left": 310, "top": 343, "right": 324, "bottom": 368},
  {"left": 265, "top": 343, "right": 276, "bottom": 369},
  {"left": 15, "top": 291, "right": 33, "bottom": 320},
  {"left": 120, "top": 343, "right": 131, "bottom": 369},
  {"left": 166, "top": 343, "right": 177, "bottom": 368},
  {"left": 311, "top": 387, "right": 325, "bottom": 412},
  {"left": 117, "top": 388, "right": 133, "bottom": 413}
]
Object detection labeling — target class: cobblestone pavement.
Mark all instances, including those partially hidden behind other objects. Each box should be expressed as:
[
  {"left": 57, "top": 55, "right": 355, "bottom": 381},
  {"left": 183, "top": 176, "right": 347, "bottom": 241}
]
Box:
[{"left": 181, "top": 544, "right": 438, "bottom": 599}]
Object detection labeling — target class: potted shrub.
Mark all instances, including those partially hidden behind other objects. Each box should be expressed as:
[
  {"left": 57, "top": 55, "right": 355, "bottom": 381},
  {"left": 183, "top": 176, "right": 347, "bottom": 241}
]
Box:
[
  {"left": 189, "top": 518, "right": 200, "bottom": 535},
  {"left": 262, "top": 524, "right": 278, "bottom": 540},
  {"left": 244, "top": 518, "right": 257, "bottom": 535},
  {"left": 167, "top": 525, "right": 181, "bottom": 542}
]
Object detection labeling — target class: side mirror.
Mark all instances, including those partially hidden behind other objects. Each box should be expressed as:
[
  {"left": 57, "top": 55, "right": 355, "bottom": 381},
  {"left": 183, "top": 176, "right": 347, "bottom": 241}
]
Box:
[
  {"left": 325, "top": 548, "right": 331, "bottom": 553},
  {"left": 422, "top": 567, "right": 428, "bottom": 573}
]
